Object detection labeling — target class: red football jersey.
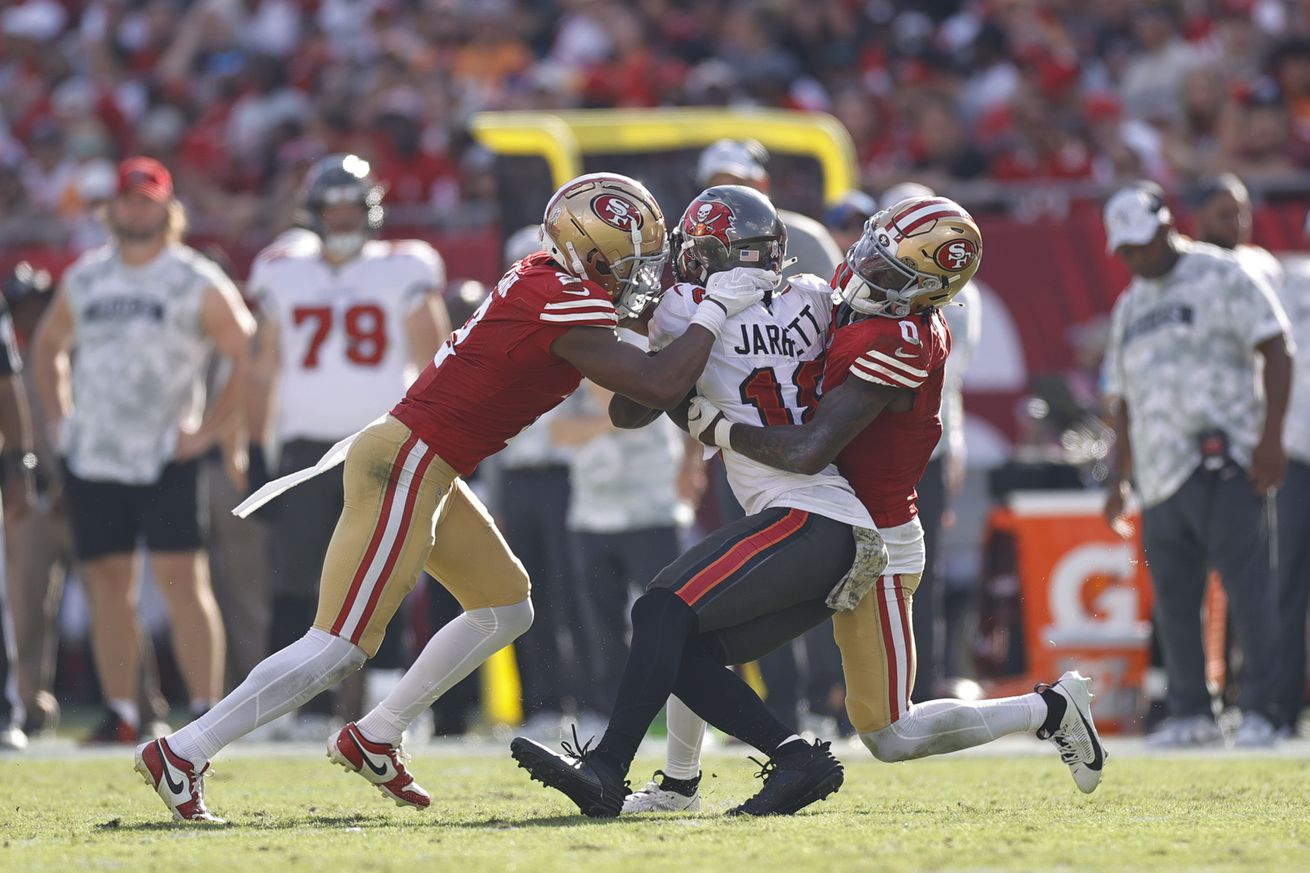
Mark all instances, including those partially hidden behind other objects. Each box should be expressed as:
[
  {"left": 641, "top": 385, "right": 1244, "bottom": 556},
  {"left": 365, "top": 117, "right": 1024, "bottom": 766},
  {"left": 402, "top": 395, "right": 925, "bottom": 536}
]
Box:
[
  {"left": 824, "top": 309, "right": 952, "bottom": 528},
  {"left": 391, "top": 252, "right": 618, "bottom": 475}
]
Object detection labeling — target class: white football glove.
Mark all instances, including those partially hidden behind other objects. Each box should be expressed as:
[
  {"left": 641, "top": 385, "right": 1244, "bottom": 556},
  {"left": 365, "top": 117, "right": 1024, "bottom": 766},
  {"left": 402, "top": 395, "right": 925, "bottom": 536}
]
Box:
[
  {"left": 826, "top": 526, "right": 889, "bottom": 612},
  {"left": 689, "top": 268, "right": 778, "bottom": 335},
  {"left": 705, "top": 267, "right": 779, "bottom": 316},
  {"left": 687, "top": 395, "right": 734, "bottom": 450}
]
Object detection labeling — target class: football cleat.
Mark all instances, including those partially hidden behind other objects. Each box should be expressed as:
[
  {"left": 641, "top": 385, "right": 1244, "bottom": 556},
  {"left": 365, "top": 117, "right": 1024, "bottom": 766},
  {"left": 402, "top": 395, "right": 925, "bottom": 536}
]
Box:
[
  {"left": 1231, "top": 712, "right": 1278, "bottom": 748},
  {"left": 622, "top": 770, "right": 701, "bottom": 814},
  {"left": 0, "top": 724, "right": 28, "bottom": 751},
  {"left": 510, "top": 729, "right": 628, "bottom": 818},
  {"left": 1036, "top": 671, "right": 1107, "bottom": 793},
  {"left": 728, "top": 739, "right": 843, "bottom": 816},
  {"left": 1144, "top": 715, "right": 1223, "bottom": 748},
  {"left": 134, "top": 738, "right": 224, "bottom": 823},
  {"left": 327, "top": 722, "right": 430, "bottom": 809},
  {"left": 82, "top": 709, "right": 137, "bottom": 746}
]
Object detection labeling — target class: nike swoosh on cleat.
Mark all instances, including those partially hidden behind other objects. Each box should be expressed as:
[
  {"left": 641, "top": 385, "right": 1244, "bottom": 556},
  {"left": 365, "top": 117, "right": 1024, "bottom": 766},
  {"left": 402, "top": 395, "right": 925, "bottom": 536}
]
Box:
[
  {"left": 159, "top": 745, "right": 186, "bottom": 796},
  {"left": 350, "top": 732, "right": 390, "bottom": 777},
  {"left": 1077, "top": 709, "right": 1104, "bottom": 771}
]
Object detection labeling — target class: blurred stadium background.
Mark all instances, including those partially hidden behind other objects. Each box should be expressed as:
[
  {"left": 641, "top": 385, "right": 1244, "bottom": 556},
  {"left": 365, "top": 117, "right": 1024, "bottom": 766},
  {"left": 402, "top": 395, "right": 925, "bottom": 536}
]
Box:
[{"left": 2, "top": 0, "right": 1310, "bottom": 744}]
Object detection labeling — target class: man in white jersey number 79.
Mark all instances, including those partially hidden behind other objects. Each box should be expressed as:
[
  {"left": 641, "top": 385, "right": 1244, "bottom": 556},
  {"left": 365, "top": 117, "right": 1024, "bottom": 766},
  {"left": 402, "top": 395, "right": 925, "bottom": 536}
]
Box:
[{"left": 511, "top": 185, "right": 890, "bottom": 817}]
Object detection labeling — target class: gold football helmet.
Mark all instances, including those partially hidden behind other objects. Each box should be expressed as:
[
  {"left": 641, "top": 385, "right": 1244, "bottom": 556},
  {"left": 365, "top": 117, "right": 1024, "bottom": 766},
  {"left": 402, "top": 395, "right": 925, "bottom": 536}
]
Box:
[
  {"left": 541, "top": 173, "right": 669, "bottom": 320},
  {"left": 833, "top": 196, "right": 982, "bottom": 318}
]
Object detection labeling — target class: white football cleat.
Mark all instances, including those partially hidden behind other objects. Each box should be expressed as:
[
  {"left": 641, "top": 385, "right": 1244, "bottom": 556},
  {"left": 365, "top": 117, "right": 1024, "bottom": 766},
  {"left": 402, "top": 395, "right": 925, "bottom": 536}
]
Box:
[
  {"left": 1036, "top": 671, "right": 1107, "bottom": 794},
  {"left": 1231, "top": 712, "right": 1278, "bottom": 748},
  {"left": 1144, "top": 715, "right": 1223, "bottom": 748},
  {"left": 134, "top": 738, "right": 225, "bottom": 823},
  {"left": 328, "top": 722, "right": 430, "bottom": 809},
  {"left": 622, "top": 771, "right": 701, "bottom": 813}
]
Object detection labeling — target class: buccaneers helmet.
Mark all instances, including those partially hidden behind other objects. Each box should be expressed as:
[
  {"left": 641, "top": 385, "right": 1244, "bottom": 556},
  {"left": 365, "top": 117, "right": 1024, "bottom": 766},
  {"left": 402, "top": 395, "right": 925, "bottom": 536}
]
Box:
[
  {"left": 833, "top": 196, "right": 982, "bottom": 318},
  {"left": 541, "top": 172, "right": 668, "bottom": 320},
  {"left": 671, "top": 185, "right": 786, "bottom": 285},
  {"left": 298, "top": 153, "right": 384, "bottom": 259}
]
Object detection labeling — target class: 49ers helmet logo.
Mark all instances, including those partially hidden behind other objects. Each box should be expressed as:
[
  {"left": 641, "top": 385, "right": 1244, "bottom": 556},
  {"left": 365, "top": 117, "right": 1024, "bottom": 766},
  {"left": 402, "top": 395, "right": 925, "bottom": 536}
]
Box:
[
  {"left": 591, "top": 194, "right": 644, "bottom": 231},
  {"left": 683, "top": 198, "right": 735, "bottom": 248},
  {"left": 933, "top": 238, "right": 978, "bottom": 272}
]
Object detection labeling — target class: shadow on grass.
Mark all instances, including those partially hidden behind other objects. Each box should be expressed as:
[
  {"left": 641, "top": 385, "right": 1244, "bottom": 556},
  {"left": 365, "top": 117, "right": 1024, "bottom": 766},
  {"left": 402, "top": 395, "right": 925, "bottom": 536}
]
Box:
[{"left": 102, "top": 811, "right": 700, "bottom": 832}]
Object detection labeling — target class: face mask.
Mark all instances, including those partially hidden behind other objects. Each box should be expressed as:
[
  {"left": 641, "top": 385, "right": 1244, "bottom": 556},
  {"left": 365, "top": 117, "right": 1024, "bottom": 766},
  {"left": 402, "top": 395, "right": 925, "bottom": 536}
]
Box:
[{"left": 323, "top": 231, "right": 365, "bottom": 260}]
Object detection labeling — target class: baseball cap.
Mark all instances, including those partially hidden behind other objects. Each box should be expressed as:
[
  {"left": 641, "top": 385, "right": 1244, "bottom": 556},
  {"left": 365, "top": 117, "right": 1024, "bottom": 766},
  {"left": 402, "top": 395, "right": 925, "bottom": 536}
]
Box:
[
  {"left": 116, "top": 156, "right": 173, "bottom": 202},
  {"left": 823, "top": 190, "right": 878, "bottom": 230},
  {"left": 1103, "top": 184, "right": 1171, "bottom": 253},
  {"left": 696, "top": 139, "right": 768, "bottom": 185}
]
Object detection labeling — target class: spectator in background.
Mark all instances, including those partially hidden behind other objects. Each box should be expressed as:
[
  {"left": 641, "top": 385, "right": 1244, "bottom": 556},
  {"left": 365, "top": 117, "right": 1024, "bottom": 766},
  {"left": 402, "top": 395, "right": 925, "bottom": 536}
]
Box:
[
  {"left": 245, "top": 155, "right": 449, "bottom": 734},
  {"left": 823, "top": 190, "right": 877, "bottom": 256},
  {"left": 1189, "top": 173, "right": 1284, "bottom": 291},
  {"left": 29, "top": 158, "right": 254, "bottom": 743},
  {"left": 1267, "top": 37, "right": 1310, "bottom": 166},
  {"left": 1276, "top": 212, "right": 1310, "bottom": 737},
  {"left": 1118, "top": 3, "right": 1201, "bottom": 124},
  {"left": 1, "top": 263, "right": 69, "bottom": 741},
  {"left": 551, "top": 375, "right": 700, "bottom": 733},
  {"left": 0, "top": 258, "right": 37, "bottom": 751},
  {"left": 1101, "top": 183, "right": 1291, "bottom": 747},
  {"left": 1219, "top": 81, "right": 1298, "bottom": 180}
]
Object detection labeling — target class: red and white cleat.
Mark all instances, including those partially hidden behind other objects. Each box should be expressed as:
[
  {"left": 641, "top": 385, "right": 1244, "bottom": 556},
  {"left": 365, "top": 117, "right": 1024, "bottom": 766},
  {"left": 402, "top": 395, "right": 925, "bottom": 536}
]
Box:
[
  {"left": 327, "top": 722, "right": 431, "bottom": 809},
  {"left": 134, "top": 738, "right": 225, "bottom": 823}
]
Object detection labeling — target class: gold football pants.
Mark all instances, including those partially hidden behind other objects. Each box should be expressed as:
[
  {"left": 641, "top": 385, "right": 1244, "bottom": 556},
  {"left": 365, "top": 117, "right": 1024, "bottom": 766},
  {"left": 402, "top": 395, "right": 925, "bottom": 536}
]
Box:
[
  {"left": 311, "top": 415, "right": 529, "bottom": 656},
  {"left": 832, "top": 572, "right": 923, "bottom": 733}
]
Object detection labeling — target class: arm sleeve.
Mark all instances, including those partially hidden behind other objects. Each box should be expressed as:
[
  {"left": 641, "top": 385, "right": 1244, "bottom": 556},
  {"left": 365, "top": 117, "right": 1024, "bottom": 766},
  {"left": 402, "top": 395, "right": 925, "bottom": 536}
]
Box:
[
  {"left": 1232, "top": 264, "right": 1292, "bottom": 350},
  {"left": 399, "top": 242, "right": 447, "bottom": 314},
  {"left": 538, "top": 276, "right": 618, "bottom": 329},
  {"left": 245, "top": 248, "right": 276, "bottom": 314},
  {"left": 647, "top": 284, "right": 698, "bottom": 352}
]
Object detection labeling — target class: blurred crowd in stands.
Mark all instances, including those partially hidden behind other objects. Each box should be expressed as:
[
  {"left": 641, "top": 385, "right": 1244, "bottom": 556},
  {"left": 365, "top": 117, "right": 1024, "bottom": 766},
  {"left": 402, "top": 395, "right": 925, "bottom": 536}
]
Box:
[
  {"left": 9, "top": 0, "right": 1310, "bottom": 252},
  {"left": 1, "top": 0, "right": 1309, "bottom": 750}
]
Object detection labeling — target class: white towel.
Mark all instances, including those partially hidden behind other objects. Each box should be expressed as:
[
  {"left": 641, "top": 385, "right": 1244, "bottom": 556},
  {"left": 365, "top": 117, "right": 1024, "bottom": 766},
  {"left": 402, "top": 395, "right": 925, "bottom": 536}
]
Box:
[{"left": 232, "top": 430, "right": 363, "bottom": 519}]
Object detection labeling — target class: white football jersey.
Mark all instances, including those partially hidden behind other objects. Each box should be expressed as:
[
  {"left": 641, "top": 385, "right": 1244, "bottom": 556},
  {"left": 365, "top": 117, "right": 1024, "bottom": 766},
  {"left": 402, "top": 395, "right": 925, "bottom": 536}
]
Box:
[
  {"left": 649, "top": 274, "right": 872, "bottom": 529},
  {"left": 249, "top": 235, "right": 444, "bottom": 442}
]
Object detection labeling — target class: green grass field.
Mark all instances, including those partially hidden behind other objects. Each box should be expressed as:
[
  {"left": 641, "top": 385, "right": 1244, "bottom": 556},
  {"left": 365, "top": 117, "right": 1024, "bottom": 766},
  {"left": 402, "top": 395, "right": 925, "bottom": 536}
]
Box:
[{"left": 3, "top": 743, "right": 1309, "bottom": 873}]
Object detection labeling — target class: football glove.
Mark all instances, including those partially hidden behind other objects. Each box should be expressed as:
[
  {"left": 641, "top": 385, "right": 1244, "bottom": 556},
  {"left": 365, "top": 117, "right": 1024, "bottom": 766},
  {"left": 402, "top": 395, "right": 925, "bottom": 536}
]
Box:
[
  {"left": 826, "top": 526, "right": 889, "bottom": 612},
  {"left": 687, "top": 395, "right": 733, "bottom": 450}
]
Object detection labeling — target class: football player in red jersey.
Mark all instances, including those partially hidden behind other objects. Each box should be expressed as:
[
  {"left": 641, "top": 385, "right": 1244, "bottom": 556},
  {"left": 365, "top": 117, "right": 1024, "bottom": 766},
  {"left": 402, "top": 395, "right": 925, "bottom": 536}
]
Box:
[
  {"left": 510, "top": 186, "right": 879, "bottom": 819},
  {"left": 134, "top": 172, "right": 775, "bottom": 823},
  {"left": 681, "top": 197, "right": 1107, "bottom": 807}
]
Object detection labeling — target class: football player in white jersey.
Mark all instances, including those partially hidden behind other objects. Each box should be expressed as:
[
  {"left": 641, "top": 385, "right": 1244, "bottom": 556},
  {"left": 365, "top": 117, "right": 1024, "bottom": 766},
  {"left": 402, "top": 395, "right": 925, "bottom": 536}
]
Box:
[
  {"left": 245, "top": 154, "right": 450, "bottom": 732},
  {"left": 511, "top": 186, "right": 889, "bottom": 818}
]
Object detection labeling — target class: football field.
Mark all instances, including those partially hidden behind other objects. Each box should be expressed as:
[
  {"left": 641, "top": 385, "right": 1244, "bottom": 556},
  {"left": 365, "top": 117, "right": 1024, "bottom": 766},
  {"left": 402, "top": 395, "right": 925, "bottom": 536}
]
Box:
[{"left": 3, "top": 738, "right": 1309, "bottom": 873}]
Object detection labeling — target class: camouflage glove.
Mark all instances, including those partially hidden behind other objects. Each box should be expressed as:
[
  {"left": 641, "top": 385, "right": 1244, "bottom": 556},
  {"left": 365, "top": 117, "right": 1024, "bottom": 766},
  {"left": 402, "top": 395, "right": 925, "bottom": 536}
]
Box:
[{"left": 826, "top": 526, "right": 889, "bottom": 612}]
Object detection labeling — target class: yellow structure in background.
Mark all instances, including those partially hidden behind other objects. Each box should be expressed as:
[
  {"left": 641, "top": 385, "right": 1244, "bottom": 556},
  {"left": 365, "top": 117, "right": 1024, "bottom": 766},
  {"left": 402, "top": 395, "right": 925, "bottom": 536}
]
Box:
[
  {"left": 470, "top": 108, "right": 858, "bottom": 203},
  {"left": 469, "top": 108, "right": 858, "bottom": 727}
]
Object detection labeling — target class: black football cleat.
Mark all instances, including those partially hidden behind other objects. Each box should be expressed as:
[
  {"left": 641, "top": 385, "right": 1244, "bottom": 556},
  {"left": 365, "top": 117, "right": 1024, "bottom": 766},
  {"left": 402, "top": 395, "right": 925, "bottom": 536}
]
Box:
[
  {"left": 510, "top": 728, "right": 628, "bottom": 818},
  {"left": 728, "top": 739, "right": 844, "bottom": 816}
]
